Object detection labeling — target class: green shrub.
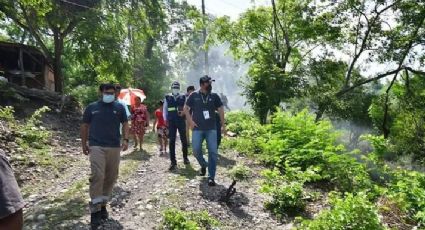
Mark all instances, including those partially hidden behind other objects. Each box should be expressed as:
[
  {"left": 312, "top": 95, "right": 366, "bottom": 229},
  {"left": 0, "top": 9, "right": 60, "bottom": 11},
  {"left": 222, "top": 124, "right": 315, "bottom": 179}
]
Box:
[
  {"left": 18, "top": 106, "right": 51, "bottom": 148},
  {"left": 0, "top": 106, "right": 51, "bottom": 149},
  {"left": 70, "top": 85, "right": 99, "bottom": 107},
  {"left": 259, "top": 109, "right": 373, "bottom": 193},
  {"left": 260, "top": 109, "right": 338, "bottom": 171},
  {"left": 321, "top": 151, "right": 374, "bottom": 193},
  {"left": 222, "top": 136, "right": 261, "bottom": 155},
  {"left": 387, "top": 170, "right": 425, "bottom": 226},
  {"left": 225, "top": 111, "right": 259, "bottom": 135},
  {"left": 0, "top": 106, "right": 15, "bottom": 124},
  {"left": 299, "top": 193, "right": 384, "bottom": 230},
  {"left": 260, "top": 169, "right": 306, "bottom": 216},
  {"left": 228, "top": 164, "right": 252, "bottom": 181},
  {"left": 222, "top": 111, "right": 266, "bottom": 155},
  {"left": 159, "top": 208, "right": 219, "bottom": 230}
]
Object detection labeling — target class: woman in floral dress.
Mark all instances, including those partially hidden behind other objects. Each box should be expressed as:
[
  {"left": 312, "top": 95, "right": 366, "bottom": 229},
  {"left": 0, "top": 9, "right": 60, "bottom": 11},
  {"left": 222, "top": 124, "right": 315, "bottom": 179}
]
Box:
[{"left": 131, "top": 97, "right": 149, "bottom": 150}]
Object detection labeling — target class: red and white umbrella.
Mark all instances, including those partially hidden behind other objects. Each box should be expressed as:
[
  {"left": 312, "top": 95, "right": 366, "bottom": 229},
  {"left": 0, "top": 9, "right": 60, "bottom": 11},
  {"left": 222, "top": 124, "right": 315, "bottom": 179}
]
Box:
[{"left": 118, "top": 88, "right": 146, "bottom": 106}]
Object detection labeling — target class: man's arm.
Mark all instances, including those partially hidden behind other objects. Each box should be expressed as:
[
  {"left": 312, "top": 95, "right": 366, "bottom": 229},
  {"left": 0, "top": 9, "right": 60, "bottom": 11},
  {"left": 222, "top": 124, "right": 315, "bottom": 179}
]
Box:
[
  {"left": 121, "top": 121, "right": 129, "bottom": 151},
  {"left": 163, "top": 99, "right": 168, "bottom": 123},
  {"left": 118, "top": 100, "right": 131, "bottom": 119},
  {"left": 80, "top": 123, "right": 90, "bottom": 155},
  {"left": 218, "top": 106, "right": 225, "bottom": 129},
  {"left": 184, "top": 104, "right": 197, "bottom": 129},
  {"left": 152, "top": 113, "right": 158, "bottom": 132}
]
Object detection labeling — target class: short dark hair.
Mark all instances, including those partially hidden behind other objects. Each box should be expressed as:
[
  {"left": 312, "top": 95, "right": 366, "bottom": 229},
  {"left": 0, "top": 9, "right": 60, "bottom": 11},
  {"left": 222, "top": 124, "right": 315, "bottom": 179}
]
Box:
[
  {"left": 187, "top": 86, "right": 195, "bottom": 93},
  {"left": 102, "top": 83, "right": 116, "bottom": 92},
  {"left": 159, "top": 100, "right": 164, "bottom": 106},
  {"left": 99, "top": 83, "right": 106, "bottom": 92},
  {"left": 115, "top": 84, "right": 122, "bottom": 92}
]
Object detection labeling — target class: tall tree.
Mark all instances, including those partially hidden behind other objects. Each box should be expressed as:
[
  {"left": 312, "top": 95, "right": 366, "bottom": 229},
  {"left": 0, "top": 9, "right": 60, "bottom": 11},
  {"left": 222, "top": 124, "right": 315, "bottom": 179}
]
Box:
[
  {"left": 211, "top": 0, "right": 339, "bottom": 121},
  {"left": 0, "top": 0, "right": 100, "bottom": 93}
]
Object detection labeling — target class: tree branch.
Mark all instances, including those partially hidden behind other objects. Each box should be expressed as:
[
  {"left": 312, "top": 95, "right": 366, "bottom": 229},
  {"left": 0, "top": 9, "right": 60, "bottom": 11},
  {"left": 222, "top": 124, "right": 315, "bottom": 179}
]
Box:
[
  {"left": 19, "top": 3, "right": 53, "bottom": 63},
  {"left": 62, "top": 19, "right": 80, "bottom": 37},
  {"left": 337, "top": 68, "right": 403, "bottom": 96},
  {"left": 344, "top": 1, "right": 398, "bottom": 88}
]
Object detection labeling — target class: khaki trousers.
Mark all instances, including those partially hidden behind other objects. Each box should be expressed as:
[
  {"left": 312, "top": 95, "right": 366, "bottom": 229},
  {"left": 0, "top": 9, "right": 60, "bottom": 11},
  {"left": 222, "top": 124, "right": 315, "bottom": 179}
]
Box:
[{"left": 89, "top": 146, "right": 121, "bottom": 213}]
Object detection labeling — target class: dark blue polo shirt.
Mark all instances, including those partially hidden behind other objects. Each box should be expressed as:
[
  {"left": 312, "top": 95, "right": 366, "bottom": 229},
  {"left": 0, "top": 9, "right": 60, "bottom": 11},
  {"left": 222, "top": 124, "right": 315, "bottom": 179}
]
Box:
[
  {"left": 82, "top": 101, "right": 128, "bottom": 147},
  {"left": 186, "top": 91, "right": 223, "bottom": 131}
]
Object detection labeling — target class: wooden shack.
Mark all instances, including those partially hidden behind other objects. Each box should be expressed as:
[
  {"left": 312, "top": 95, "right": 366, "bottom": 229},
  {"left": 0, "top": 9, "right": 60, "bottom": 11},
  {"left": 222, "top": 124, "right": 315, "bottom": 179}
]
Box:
[{"left": 0, "top": 41, "right": 55, "bottom": 91}]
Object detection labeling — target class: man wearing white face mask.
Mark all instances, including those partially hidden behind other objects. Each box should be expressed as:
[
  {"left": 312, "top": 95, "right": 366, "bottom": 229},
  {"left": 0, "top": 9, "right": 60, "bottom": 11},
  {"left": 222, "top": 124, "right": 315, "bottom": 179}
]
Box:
[
  {"left": 80, "top": 83, "right": 129, "bottom": 229},
  {"left": 163, "top": 81, "right": 189, "bottom": 171}
]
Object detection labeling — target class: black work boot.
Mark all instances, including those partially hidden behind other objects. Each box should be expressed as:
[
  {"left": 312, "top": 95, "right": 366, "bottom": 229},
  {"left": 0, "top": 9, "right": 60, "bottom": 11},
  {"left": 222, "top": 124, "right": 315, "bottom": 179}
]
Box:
[
  {"left": 168, "top": 164, "right": 177, "bottom": 171},
  {"left": 184, "top": 158, "right": 190, "bottom": 165},
  {"left": 91, "top": 211, "right": 102, "bottom": 230},
  {"left": 208, "top": 178, "right": 216, "bottom": 186},
  {"left": 100, "top": 206, "right": 109, "bottom": 220}
]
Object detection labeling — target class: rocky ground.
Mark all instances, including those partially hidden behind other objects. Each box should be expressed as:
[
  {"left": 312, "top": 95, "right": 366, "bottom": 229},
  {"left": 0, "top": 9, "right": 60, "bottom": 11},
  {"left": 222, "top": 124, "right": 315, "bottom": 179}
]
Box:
[
  {"left": 19, "top": 131, "right": 294, "bottom": 230},
  {"left": 1, "top": 107, "right": 296, "bottom": 230}
]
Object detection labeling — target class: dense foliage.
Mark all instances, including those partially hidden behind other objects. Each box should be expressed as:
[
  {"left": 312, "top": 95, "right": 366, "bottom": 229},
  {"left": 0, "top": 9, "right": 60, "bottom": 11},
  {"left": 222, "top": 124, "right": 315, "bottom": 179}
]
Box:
[
  {"left": 0, "top": 106, "right": 51, "bottom": 148},
  {"left": 299, "top": 193, "right": 384, "bottom": 230},
  {"left": 0, "top": 0, "right": 204, "bottom": 109},
  {"left": 224, "top": 110, "right": 425, "bottom": 228},
  {"left": 159, "top": 208, "right": 219, "bottom": 230},
  {"left": 210, "top": 0, "right": 425, "bottom": 162}
]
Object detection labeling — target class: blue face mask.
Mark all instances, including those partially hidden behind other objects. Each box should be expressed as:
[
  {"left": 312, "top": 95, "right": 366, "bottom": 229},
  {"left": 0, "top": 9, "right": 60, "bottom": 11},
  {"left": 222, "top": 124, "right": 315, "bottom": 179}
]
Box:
[{"left": 102, "top": 94, "right": 115, "bottom": 103}]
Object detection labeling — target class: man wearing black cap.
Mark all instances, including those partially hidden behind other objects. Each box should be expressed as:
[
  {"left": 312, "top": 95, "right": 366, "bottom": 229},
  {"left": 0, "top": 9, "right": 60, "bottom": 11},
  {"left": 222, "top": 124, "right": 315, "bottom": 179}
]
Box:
[
  {"left": 163, "top": 81, "right": 189, "bottom": 170},
  {"left": 184, "top": 75, "right": 225, "bottom": 186}
]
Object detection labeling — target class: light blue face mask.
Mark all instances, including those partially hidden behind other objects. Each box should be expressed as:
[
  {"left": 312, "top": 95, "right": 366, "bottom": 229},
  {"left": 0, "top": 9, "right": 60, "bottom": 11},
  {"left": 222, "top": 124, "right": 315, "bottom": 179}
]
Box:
[
  {"left": 103, "top": 94, "right": 115, "bottom": 103},
  {"left": 172, "top": 88, "right": 179, "bottom": 95}
]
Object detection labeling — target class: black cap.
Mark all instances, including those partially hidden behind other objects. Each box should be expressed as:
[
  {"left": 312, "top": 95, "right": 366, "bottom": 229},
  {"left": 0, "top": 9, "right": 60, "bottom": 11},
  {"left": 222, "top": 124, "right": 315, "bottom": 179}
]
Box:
[{"left": 199, "top": 75, "right": 215, "bottom": 84}]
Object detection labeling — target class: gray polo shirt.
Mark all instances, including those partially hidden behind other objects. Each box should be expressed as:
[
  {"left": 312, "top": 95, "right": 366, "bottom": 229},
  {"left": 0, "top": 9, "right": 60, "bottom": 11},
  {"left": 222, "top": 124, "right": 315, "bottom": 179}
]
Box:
[
  {"left": 186, "top": 91, "right": 223, "bottom": 131},
  {"left": 0, "top": 151, "right": 25, "bottom": 219},
  {"left": 82, "top": 101, "right": 128, "bottom": 147}
]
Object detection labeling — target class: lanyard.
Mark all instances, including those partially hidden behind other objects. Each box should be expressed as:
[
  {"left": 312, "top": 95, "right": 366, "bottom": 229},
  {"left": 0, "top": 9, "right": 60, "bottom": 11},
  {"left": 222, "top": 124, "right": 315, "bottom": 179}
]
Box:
[{"left": 201, "top": 93, "right": 209, "bottom": 104}]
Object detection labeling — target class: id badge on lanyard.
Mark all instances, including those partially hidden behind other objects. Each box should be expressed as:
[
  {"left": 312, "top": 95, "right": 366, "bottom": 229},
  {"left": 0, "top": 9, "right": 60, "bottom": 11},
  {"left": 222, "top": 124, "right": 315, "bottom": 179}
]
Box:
[
  {"left": 203, "top": 110, "right": 210, "bottom": 120},
  {"left": 201, "top": 94, "right": 211, "bottom": 120}
]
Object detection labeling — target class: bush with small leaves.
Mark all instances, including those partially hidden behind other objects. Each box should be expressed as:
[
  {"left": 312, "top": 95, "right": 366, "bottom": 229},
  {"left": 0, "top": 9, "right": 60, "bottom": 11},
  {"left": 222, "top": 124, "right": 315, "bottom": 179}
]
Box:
[
  {"left": 228, "top": 164, "right": 252, "bottom": 181},
  {"left": 386, "top": 170, "right": 425, "bottom": 226},
  {"left": 260, "top": 169, "right": 306, "bottom": 216},
  {"left": 299, "top": 192, "right": 384, "bottom": 230},
  {"left": 159, "top": 208, "right": 219, "bottom": 230}
]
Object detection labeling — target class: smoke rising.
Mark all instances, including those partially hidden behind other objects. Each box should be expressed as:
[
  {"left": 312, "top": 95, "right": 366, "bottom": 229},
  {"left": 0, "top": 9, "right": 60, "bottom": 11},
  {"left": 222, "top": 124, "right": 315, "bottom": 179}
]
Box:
[{"left": 183, "top": 44, "right": 249, "bottom": 110}]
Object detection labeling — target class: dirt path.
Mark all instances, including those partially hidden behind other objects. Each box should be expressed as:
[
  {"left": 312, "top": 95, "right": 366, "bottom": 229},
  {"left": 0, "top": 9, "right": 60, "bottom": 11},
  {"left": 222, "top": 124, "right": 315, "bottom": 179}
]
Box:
[{"left": 22, "top": 132, "right": 291, "bottom": 230}]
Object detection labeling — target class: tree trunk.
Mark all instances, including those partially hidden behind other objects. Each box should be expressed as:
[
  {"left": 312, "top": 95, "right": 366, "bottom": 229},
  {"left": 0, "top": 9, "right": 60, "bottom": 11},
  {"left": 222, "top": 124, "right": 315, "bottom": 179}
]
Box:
[
  {"left": 315, "top": 105, "right": 325, "bottom": 122},
  {"left": 53, "top": 33, "right": 64, "bottom": 93}
]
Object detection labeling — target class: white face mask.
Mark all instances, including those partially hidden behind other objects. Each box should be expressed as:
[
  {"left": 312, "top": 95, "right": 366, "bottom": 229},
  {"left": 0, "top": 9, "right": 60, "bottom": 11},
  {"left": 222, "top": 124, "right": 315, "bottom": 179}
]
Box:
[{"left": 172, "top": 88, "right": 179, "bottom": 95}]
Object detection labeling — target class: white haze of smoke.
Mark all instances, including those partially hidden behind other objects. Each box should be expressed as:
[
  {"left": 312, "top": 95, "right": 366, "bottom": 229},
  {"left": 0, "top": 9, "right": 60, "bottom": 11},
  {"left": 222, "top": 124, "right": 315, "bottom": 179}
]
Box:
[{"left": 184, "top": 44, "right": 250, "bottom": 110}]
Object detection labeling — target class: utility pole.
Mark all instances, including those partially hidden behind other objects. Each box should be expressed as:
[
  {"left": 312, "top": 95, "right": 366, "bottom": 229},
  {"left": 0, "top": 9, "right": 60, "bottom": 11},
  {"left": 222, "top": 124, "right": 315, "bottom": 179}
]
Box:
[{"left": 201, "top": 0, "right": 209, "bottom": 75}]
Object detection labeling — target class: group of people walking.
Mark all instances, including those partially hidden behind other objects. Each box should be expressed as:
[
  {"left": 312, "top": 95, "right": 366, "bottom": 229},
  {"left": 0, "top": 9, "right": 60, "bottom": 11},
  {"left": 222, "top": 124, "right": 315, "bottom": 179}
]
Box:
[
  {"left": 0, "top": 75, "right": 227, "bottom": 230},
  {"left": 80, "top": 75, "right": 226, "bottom": 229}
]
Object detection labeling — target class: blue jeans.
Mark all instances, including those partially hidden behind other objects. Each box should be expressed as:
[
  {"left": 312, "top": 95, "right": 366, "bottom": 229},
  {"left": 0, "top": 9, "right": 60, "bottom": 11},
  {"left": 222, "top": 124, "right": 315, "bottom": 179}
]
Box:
[{"left": 192, "top": 130, "right": 218, "bottom": 180}]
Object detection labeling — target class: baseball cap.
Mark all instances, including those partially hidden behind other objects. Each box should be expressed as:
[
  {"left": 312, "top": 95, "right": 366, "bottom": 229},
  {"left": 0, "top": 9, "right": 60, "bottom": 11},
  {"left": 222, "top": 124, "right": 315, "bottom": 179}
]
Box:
[
  {"left": 199, "top": 75, "right": 215, "bottom": 84},
  {"left": 171, "top": 81, "right": 180, "bottom": 89}
]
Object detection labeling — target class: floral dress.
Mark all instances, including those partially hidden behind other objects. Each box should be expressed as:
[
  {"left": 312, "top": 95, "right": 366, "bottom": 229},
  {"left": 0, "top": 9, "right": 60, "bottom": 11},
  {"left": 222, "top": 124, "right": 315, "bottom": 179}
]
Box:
[{"left": 131, "top": 104, "right": 148, "bottom": 135}]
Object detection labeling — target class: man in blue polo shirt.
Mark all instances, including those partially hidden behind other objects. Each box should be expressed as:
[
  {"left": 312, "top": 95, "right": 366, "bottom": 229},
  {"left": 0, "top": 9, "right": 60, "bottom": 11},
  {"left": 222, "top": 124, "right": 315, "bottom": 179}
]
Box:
[
  {"left": 185, "top": 76, "right": 225, "bottom": 186},
  {"left": 80, "top": 83, "right": 129, "bottom": 229}
]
